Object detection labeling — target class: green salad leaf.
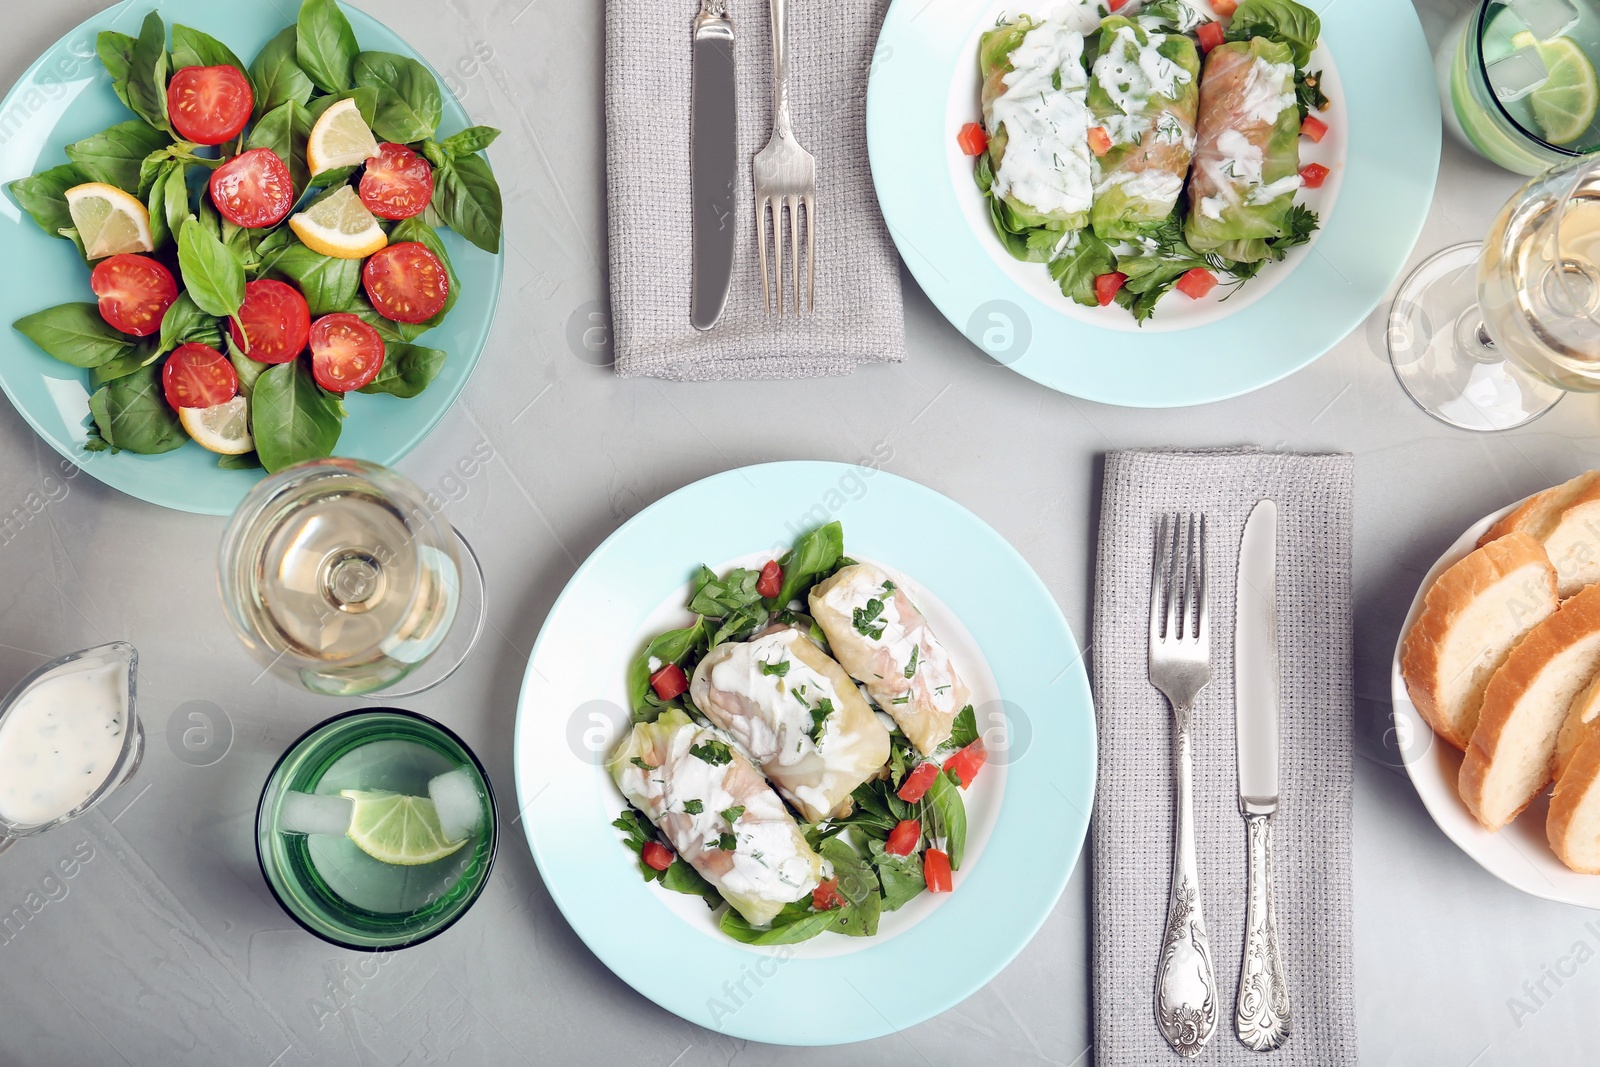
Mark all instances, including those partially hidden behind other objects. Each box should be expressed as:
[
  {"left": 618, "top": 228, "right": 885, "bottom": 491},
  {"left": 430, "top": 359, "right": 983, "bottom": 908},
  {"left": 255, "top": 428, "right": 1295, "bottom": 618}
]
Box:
[
  {"left": 157, "top": 292, "right": 223, "bottom": 358},
  {"left": 7, "top": 164, "right": 86, "bottom": 238},
  {"left": 921, "top": 769, "right": 968, "bottom": 870},
  {"left": 1048, "top": 231, "right": 1118, "bottom": 308},
  {"left": 178, "top": 218, "right": 245, "bottom": 318},
  {"left": 96, "top": 30, "right": 138, "bottom": 111},
  {"left": 14, "top": 303, "right": 137, "bottom": 368},
  {"left": 251, "top": 359, "right": 343, "bottom": 472},
  {"left": 430, "top": 152, "right": 503, "bottom": 253},
  {"left": 354, "top": 51, "right": 442, "bottom": 143},
  {"left": 626, "top": 620, "right": 706, "bottom": 720},
  {"left": 1225, "top": 0, "right": 1321, "bottom": 68},
  {"left": 440, "top": 126, "right": 500, "bottom": 157},
  {"left": 358, "top": 342, "right": 446, "bottom": 398},
  {"left": 767, "top": 521, "right": 844, "bottom": 610},
  {"left": 296, "top": 0, "right": 361, "bottom": 93},
  {"left": 249, "top": 25, "right": 315, "bottom": 118},
  {"left": 259, "top": 239, "right": 360, "bottom": 316},
  {"left": 171, "top": 24, "right": 247, "bottom": 75},
  {"left": 612, "top": 809, "right": 721, "bottom": 909},
  {"left": 65, "top": 120, "right": 171, "bottom": 195},
  {"left": 125, "top": 11, "right": 172, "bottom": 134},
  {"left": 246, "top": 99, "right": 312, "bottom": 196},
  {"left": 88, "top": 365, "right": 187, "bottom": 454}
]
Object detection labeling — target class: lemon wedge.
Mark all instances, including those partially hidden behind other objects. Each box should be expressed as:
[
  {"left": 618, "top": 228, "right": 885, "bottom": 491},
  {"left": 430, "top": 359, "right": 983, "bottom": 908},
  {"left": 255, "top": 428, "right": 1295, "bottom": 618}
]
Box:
[
  {"left": 306, "top": 98, "right": 379, "bottom": 176},
  {"left": 65, "top": 182, "right": 153, "bottom": 259},
  {"left": 179, "top": 396, "right": 254, "bottom": 454},
  {"left": 341, "top": 789, "right": 467, "bottom": 866},
  {"left": 288, "top": 186, "right": 387, "bottom": 259}
]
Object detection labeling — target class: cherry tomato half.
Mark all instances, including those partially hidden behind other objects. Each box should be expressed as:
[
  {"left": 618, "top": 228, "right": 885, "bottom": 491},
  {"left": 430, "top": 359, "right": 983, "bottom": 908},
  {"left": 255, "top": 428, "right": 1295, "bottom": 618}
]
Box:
[
  {"left": 358, "top": 143, "right": 435, "bottom": 220},
  {"left": 167, "top": 65, "right": 253, "bottom": 146},
  {"left": 308, "top": 313, "right": 386, "bottom": 393},
  {"left": 210, "top": 148, "right": 295, "bottom": 229},
  {"left": 90, "top": 254, "right": 177, "bottom": 337},
  {"left": 362, "top": 241, "right": 449, "bottom": 324},
  {"left": 163, "top": 343, "right": 238, "bottom": 410},
  {"left": 230, "top": 279, "right": 311, "bottom": 364}
]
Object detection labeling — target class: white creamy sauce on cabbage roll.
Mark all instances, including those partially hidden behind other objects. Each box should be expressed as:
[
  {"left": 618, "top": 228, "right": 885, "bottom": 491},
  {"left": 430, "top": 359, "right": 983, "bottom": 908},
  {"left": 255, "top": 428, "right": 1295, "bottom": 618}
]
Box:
[
  {"left": 817, "top": 569, "right": 962, "bottom": 720},
  {"left": 1195, "top": 58, "right": 1301, "bottom": 221},
  {"left": 1093, "top": 25, "right": 1192, "bottom": 119},
  {"left": 989, "top": 19, "right": 1095, "bottom": 219}
]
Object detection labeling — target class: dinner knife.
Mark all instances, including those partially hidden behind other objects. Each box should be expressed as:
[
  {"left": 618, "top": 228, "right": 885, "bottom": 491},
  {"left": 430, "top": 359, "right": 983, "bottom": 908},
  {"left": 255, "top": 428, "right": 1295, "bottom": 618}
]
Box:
[
  {"left": 1234, "top": 498, "right": 1291, "bottom": 1051},
  {"left": 690, "top": 0, "right": 738, "bottom": 331}
]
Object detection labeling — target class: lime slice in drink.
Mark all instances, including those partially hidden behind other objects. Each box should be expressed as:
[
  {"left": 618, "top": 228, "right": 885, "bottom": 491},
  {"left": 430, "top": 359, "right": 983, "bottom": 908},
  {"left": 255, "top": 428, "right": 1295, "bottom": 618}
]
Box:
[
  {"left": 341, "top": 789, "right": 467, "bottom": 866},
  {"left": 1514, "top": 32, "right": 1599, "bottom": 146}
]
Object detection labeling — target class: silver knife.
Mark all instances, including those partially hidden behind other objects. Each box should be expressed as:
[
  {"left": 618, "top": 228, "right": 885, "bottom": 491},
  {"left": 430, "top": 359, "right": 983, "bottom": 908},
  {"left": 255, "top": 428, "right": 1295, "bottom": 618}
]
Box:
[
  {"left": 690, "top": 0, "right": 738, "bottom": 331},
  {"left": 1234, "top": 498, "right": 1291, "bottom": 1051}
]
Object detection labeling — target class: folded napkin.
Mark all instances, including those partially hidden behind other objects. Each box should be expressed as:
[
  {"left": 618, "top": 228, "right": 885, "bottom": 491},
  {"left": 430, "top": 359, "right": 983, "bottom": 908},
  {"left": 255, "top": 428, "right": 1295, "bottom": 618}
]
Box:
[
  {"left": 604, "top": 0, "right": 906, "bottom": 380},
  {"left": 1090, "top": 448, "right": 1356, "bottom": 1067}
]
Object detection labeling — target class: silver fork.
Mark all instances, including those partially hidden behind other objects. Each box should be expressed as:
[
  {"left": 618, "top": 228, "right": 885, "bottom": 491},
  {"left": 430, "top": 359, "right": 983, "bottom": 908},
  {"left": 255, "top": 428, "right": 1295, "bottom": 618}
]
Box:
[
  {"left": 1148, "top": 513, "right": 1219, "bottom": 1059},
  {"left": 752, "top": 0, "right": 815, "bottom": 315}
]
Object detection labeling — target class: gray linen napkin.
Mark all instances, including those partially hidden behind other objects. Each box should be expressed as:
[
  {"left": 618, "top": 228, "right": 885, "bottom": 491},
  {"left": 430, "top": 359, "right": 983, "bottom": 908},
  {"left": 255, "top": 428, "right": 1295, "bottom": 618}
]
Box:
[
  {"left": 1090, "top": 448, "right": 1356, "bottom": 1067},
  {"left": 603, "top": 0, "right": 906, "bottom": 380}
]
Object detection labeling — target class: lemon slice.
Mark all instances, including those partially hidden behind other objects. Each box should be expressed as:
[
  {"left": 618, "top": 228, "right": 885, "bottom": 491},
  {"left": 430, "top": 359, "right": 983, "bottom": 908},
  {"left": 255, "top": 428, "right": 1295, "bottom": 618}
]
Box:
[
  {"left": 178, "top": 396, "right": 253, "bottom": 455},
  {"left": 1513, "top": 31, "right": 1600, "bottom": 146},
  {"left": 306, "top": 98, "right": 379, "bottom": 176},
  {"left": 65, "top": 182, "right": 153, "bottom": 259},
  {"left": 341, "top": 789, "right": 467, "bottom": 866},
  {"left": 288, "top": 186, "right": 388, "bottom": 259}
]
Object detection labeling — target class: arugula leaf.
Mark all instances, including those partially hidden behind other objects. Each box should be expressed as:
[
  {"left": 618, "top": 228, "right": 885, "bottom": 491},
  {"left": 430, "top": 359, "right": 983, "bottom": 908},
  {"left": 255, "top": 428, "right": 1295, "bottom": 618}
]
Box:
[
  {"left": 96, "top": 31, "right": 137, "bottom": 111},
  {"left": 250, "top": 25, "right": 315, "bottom": 118},
  {"left": 948, "top": 705, "right": 979, "bottom": 749},
  {"left": 430, "top": 153, "right": 503, "bottom": 253},
  {"left": 171, "top": 24, "right": 246, "bottom": 75},
  {"left": 178, "top": 219, "right": 245, "bottom": 318},
  {"left": 768, "top": 521, "right": 844, "bottom": 610},
  {"left": 921, "top": 770, "right": 968, "bottom": 870},
  {"left": 65, "top": 120, "right": 172, "bottom": 194},
  {"left": 1048, "top": 230, "right": 1118, "bottom": 307},
  {"left": 353, "top": 51, "right": 443, "bottom": 143},
  {"left": 14, "top": 303, "right": 137, "bottom": 368},
  {"left": 247, "top": 99, "right": 312, "bottom": 196},
  {"left": 87, "top": 365, "right": 186, "bottom": 454},
  {"left": 125, "top": 11, "right": 172, "bottom": 133},
  {"left": 440, "top": 125, "right": 501, "bottom": 157},
  {"left": 626, "top": 620, "right": 705, "bottom": 719},
  {"left": 7, "top": 164, "right": 87, "bottom": 238},
  {"left": 357, "top": 342, "right": 446, "bottom": 398},
  {"left": 297, "top": 0, "right": 361, "bottom": 93},
  {"left": 251, "top": 359, "right": 343, "bottom": 472},
  {"left": 689, "top": 739, "right": 733, "bottom": 766}
]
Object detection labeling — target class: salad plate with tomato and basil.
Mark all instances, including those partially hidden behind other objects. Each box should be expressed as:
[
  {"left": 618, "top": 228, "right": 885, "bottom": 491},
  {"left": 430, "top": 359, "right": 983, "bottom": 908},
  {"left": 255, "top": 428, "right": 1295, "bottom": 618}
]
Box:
[{"left": 0, "top": 0, "right": 503, "bottom": 514}]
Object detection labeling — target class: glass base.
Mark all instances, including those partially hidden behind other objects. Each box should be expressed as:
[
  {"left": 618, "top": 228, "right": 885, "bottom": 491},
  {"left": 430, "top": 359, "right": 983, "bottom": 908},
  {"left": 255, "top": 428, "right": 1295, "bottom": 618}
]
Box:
[{"left": 1388, "top": 243, "right": 1565, "bottom": 431}]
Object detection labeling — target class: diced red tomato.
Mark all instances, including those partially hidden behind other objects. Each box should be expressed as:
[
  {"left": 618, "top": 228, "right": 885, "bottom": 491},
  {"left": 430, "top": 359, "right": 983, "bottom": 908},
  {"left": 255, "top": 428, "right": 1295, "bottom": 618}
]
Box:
[
  {"left": 756, "top": 560, "right": 783, "bottom": 599},
  {"left": 956, "top": 122, "right": 988, "bottom": 156},
  {"left": 210, "top": 148, "right": 294, "bottom": 229},
  {"left": 1198, "top": 21, "right": 1226, "bottom": 52},
  {"left": 308, "top": 313, "right": 386, "bottom": 392},
  {"left": 1108, "top": 0, "right": 1131, "bottom": 10},
  {"left": 885, "top": 819, "right": 921, "bottom": 857},
  {"left": 166, "top": 65, "right": 253, "bottom": 145},
  {"left": 90, "top": 254, "right": 176, "bottom": 337},
  {"left": 1094, "top": 272, "right": 1128, "bottom": 307},
  {"left": 1299, "top": 163, "right": 1330, "bottom": 189},
  {"left": 943, "top": 740, "right": 988, "bottom": 789},
  {"left": 231, "top": 279, "right": 311, "bottom": 364},
  {"left": 1301, "top": 115, "right": 1329, "bottom": 143},
  {"left": 924, "top": 848, "right": 953, "bottom": 893},
  {"left": 359, "top": 143, "right": 435, "bottom": 220},
  {"left": 649, "top": 662, "right": 689, "bottom": 700},
  {"left": 897, "top": 762, "right": 940, "bottom": 803},
  {"left": 1088, "top": 126, "right": 1113, "bottom": 157},
  {"left": 1212, "top": 0, "right": 1239, "bottom": 15},
  {"left": 641, "top": 841, "right": 673, "bottom": 871},
  {"left": 1175, "top": 268, "right": 1219, "bottom": 300},
  {"left": 362, "top": 241, "right": 449, "bottom": 324},
  {"left": 162, "top": 343, "right": 237, "bottom": 410},
  {"left": 812, "top": 877, "right": 846, "bottom": 911}
]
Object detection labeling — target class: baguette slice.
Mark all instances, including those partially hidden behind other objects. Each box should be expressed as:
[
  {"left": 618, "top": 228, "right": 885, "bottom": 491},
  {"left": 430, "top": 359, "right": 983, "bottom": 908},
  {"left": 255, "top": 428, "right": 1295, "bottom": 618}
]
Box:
[
  {"left": 1479, "top": 470, "right": 1600, "bottom": 597},
  {"left": 1461, "top": 582, "right": 1600, "bottom": 831},
  {"left": 1554, "top": 671, "right": 1600, "bottom": 781},
  {"left": 1548, "top": 730, "right": 1600, "bottom": 874},
  {"left": 1401, "top": 532, "right": 1558, "bottom": 750}
]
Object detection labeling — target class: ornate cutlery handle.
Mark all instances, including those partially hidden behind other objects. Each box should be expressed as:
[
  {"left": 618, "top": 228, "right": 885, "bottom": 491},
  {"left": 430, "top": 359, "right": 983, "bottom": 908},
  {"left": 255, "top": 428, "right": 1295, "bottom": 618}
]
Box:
[
  {"left": 1156, "top": 706, "right": 1218, "bottom": 1058},
  {"left": 1236, "top": 812, "right": 1291, "bottom": 1051},
  {"left": 767, "top": 0, "right": 793, "bottom": 136}
]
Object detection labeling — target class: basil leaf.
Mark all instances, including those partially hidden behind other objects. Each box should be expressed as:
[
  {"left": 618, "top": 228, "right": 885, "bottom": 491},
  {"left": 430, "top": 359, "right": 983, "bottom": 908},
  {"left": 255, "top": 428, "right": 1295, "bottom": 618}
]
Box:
[
  {"left": 357, "top": 342, "right": 444, "bottom": 398},
  {"left": 260, "top": 241, "right": 361, "bottom": 316},
  {"left": 162, "top": 164, "right": 192, "bottom": 245},
  {"left": 1225, "top": 0, "right": 1321, "bottom": 68},
  {"left": 96, "top": 31, "right": 137, "bottom": 111},
  {"left": 829, "top": 889, "right": 881, "bottom": 937},
  {"left": 921, "top": 770, "right": 968, "bottom": 870},
  {"left": 145, "top": 161, "right": 175, "bottom": 251},
  {"left": 387, "top": 217, "right": 461, "bottom": 328},
  {"left": 157, "top": 291, "right": 223, "bottom": 357},
  {"left": 125, "top": 11, "right": 171, "bottom": 133},
  {"left": 66, "top": 120, "right": 172, "bottom": 195},
  {"left": 89, "top": 340, "right": 161, "bottom": 388},
  {"left": 170, "top": 24, "right": 246, "bottom": 75},
  {"left": 297, "top": 0, "right": 361, "bottom": 93},
  {"left": 352, "top": 51, "right": 442, "bottom": 143},
  {"left": 88, "top": 365, "right": 187, "bottom": 454},
  {"left": 251, "top": 359, "right": 343, "bottom": 472},
  {"left": 7, "top": 164, "right": 86, "bottom": 237},
  {"left": 769, "top": 521, "right": 845, "bottom": 610},
  {"left": 226, "top": 335, "right": 264, "bottom": 397},
  {"left": 948, "top": 705, "right": 979, "bottom": 749},
  {"left": 246, "top": 99, "right": 312, "bottom": 196},
  {"left": 177, "top": 218, "right": 245, "bottom": 318},
  {"left": 347, "top": 295, "right": 428, "bottom": 342},
  {"left": 431, "top": 153, "right": 502, "bottom": 253},
  {"left": 718, "top": 904, "right": 837, "bottom": 946},
  {"left": 14, "top": 303, "right": 137, "bottom": 368},
  {"left": 218, "top": 451, "right": 263, "bottom": 470},
  {"left": 866, "top": 838, "right": 926, "bottom": 912},
  {"left": 249, "top": 25, "right": 314, "bottom": 118},
  {"left": 420, "top": 139, "right": 447, "bottom": 169},
  {"left": 626, "top": 620, "right": 706, "bottom": 719},
  {"left": 305, "top": 85, "right": 378, "bottom": 128},
  {"left": 440, "top": 125, "right": 500, "bottom": 157}
]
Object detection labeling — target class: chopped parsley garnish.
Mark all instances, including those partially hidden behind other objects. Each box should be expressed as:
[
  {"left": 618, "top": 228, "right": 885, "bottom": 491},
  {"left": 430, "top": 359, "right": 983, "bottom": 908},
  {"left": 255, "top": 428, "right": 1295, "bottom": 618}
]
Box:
[
  {"left": 690, "top": 739, "right": 733, "bottom": 765},
  {"left": 716, "top": 832, "right": 738, "bottom": 852},
  {"left": 629, "top": 756, "right": 654, "bottom": 770},
  {"left": 807, "top": 697, "right": 835, "bottom": 744},
  {"left": 722, "top": 805, "right": 745, "bottom": 823},
  {"left": 792, "top": 684, "right": 810, "bottom": 708},
  {"left": 759, "top": 658, "right": 790, "bottom": 678},
  {"left": 683, "top": 799, "right": 703, "bottom": 814},
  {"left": 905, "top": 644, "right": 919, "bottom": 678},
  {"left": 1051, "top": 68, "right": 1062, "bottom": 91},
  {"left": 881, "top": 580, "right": 896, "bottom": 594},
  {"left": 853, "top": 598, "right": 887, "bottom": 639}
]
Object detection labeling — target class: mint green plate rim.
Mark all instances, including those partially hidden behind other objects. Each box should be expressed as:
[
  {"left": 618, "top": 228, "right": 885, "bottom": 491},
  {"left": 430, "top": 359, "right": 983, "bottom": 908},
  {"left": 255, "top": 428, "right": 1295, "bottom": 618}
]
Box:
[
  {"left": 513, "top": 461, "right": 1097, "bottom": 1045},
  {"left": 865, "top": 0, "right": 1441, "bottom": 407},
  {"left": 0, "top": 0, "right": 503, "bottom": 515}
]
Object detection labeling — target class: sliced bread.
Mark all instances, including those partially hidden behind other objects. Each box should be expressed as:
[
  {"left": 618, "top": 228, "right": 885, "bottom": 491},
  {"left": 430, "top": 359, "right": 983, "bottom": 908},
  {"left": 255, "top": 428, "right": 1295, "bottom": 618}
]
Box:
[
  {"left": 1460, "top": 582, "right": 1600, "bottom": 831},
  {"left": 1401, "top": 532, "right": 1559, "bottom": 750},
  {"left": 1479, "top": 469, "right": 1600, "bottom": 597},
  {"left": 1548, "top": 731, "right": 1600, "bottom": 874},
  {"left": 1554, "top": 671, "right": 1600, "bottom": 781}
]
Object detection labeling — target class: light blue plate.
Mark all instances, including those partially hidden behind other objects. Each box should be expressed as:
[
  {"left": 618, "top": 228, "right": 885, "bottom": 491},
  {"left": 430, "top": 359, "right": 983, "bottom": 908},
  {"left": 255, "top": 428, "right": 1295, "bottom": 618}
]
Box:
[
  {"left": 0, "top": 0, "right": 502, "bottom": 515},
  {"left": 866, "top": 0, "right": 1440, "bottom": 407},
  {"left": 514, "top": 462, "right": 1096, "bottom": 1045}
]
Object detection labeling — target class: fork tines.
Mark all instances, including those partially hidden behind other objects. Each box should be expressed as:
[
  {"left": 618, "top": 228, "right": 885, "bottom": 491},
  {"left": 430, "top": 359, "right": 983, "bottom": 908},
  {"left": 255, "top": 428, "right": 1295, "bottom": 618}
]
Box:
[
  {"left": 756, "top": 192, "right": 814, "bottom": 316},
  {"left": 1149, "top": 512, "right": 1209, "bottom": 647}
]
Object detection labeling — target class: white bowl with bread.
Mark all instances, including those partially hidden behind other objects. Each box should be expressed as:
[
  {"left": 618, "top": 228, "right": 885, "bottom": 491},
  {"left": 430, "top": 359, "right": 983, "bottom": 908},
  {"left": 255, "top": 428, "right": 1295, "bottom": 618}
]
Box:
[{"left": 1392, "top": 471, "right": 1600, "bottom": 908}]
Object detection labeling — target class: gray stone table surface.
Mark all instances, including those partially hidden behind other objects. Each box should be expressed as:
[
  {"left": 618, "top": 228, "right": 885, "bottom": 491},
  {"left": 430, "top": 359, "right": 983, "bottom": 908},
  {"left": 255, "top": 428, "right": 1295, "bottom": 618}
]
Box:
[{"left": 0, "top": 0, "right": 1595, "bottom": 1064}]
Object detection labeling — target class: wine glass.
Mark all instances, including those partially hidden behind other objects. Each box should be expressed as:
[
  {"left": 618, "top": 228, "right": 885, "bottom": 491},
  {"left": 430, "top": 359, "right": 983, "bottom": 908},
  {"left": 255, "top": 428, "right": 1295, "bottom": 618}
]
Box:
[{"left": 218, "top": 459, "right": 487, "bottom": 697}]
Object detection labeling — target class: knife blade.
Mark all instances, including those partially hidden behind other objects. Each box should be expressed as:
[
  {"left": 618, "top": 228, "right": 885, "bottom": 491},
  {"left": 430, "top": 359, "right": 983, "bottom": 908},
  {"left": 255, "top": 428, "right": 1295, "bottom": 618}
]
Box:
[{"left": 690, "top": 0, "right": 737, "bottom": 331}]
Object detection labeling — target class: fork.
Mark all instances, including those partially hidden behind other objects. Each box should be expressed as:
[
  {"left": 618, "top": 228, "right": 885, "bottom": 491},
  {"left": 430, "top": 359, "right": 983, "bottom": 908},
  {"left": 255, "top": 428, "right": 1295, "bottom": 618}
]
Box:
[
  {"left": 1148, "top": 513, "right": 1219, "bottom": 1059},
  {"left": 752, "top": 0, "right": 815, "bottom": 315}
]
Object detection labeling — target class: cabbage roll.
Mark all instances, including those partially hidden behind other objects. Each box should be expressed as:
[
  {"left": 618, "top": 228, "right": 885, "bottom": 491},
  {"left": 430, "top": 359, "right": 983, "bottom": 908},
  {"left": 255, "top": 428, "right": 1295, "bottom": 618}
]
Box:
[
  {"left": 1183, "top": 37, "right": 1302, "bottom": 263},
  {"left": 981, "top": 15, "right": 1095, "bottom": 235},
  {"left": 690, "top": 627, "right": 891, "bottom": 823},
  {"left": 608, "top": 709, "right": 823, "bottom": 926},
  {"left": 808, "top": 564, "right": 970, "bottom": 756},
  {"left": 1087, "top": 17, "right": 1201, "bottom": 240}
]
